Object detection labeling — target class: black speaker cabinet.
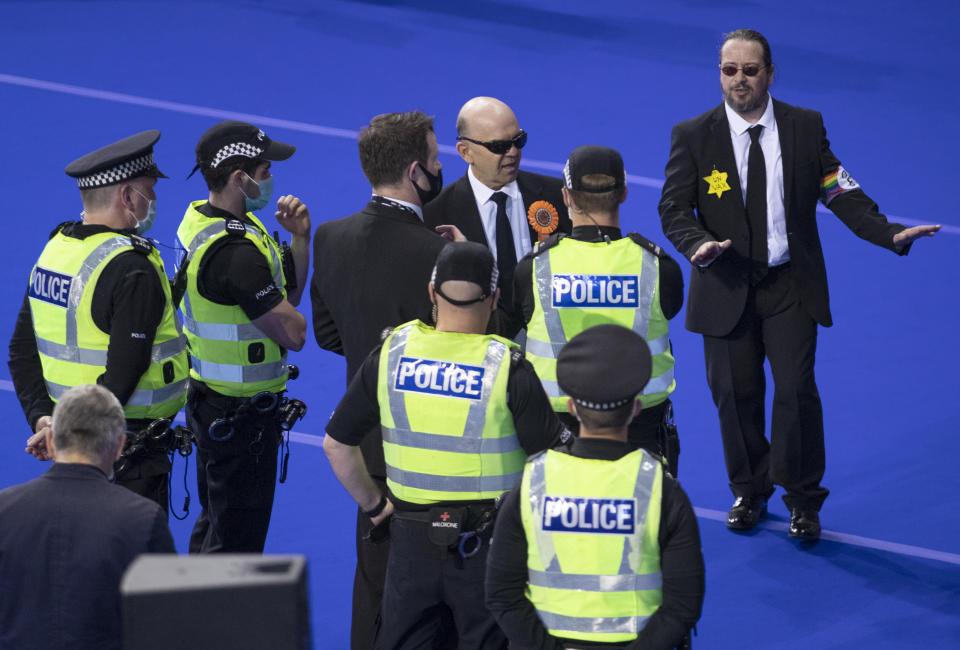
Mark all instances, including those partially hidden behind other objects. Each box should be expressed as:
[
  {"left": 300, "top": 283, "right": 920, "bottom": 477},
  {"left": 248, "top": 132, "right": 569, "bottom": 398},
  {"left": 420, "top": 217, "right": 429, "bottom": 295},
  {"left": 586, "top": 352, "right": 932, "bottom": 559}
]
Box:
[{"left": 121, "top": 554, "right": 311, "bottom": 649}]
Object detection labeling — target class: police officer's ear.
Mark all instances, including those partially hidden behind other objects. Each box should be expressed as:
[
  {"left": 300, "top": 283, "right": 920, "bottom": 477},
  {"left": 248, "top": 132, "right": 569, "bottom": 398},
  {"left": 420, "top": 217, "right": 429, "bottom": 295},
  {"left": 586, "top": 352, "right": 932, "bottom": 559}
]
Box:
[
  {"left": 619, "top": 185, "right": 629, "bottom": 205},
  {"left": 488, "top": 287, "right": 500, "bottom": 312},
  {"left": 561, "top": 187, "right": 574, "bottom": 210},
  {"left": 427, "top": 281, "right": 437, "bottom": 306},
  {"left": 627, "top": 398, "right": 643, "bottom": 424},
  {"left": 566, "top": 398, "right": 580, "bottom": 421}
]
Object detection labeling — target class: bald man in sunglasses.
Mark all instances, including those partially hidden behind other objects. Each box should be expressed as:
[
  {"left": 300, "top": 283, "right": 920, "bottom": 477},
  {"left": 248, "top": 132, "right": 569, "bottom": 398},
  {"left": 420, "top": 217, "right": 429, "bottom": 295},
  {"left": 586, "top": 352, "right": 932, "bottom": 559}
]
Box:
[
  {"left": 658, "top": 28, "right": 940, "bottom": 541},
  {"left": 424, "top": 97, "right": 570, "bottom": 335}
]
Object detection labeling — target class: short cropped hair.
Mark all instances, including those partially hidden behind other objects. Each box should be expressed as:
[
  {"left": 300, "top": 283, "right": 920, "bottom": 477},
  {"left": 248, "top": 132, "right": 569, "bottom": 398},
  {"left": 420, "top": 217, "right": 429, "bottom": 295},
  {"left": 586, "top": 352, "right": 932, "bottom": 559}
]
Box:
[
  {"left": 201, "top": 157, "right": 263, "bottom": 193},
  {"left": 358, "top": 111, "right": 434, "bottom": 188},
  {"left": 80, "top": 185, "right": 118, "bottom": 212},
  {"left": 567, "top": 174, "right": 625, "bottom": 214},
  {"left": 52, "top": 384, "right": 126, "bottom": 459},
  {"left": 720, "top": 28, "right": 773, "bottom": 68},
  {"left": 575, "top": 399, "right": 636, "bottom": 430}
]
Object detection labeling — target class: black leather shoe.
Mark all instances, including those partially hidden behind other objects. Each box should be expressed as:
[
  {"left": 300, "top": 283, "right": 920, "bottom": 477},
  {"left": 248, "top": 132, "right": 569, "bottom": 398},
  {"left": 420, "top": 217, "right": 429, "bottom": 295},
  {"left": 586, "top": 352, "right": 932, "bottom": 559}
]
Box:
[
  {"left": 789, "top": 508, "right": 821, "bottom": 540},
  {"left": 726, "top": 496, "right": 767, "bottom": 530}
]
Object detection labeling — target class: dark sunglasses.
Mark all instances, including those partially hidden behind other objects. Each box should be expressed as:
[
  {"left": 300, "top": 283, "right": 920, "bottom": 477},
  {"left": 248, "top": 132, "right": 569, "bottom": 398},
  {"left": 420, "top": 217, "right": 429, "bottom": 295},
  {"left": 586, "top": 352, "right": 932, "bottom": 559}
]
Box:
[
  {"left": 720, "top": 63, "right": 766, "bottom": 77},
  {"left": 456, "top": 130, "right": 527, "bottom": 155}
]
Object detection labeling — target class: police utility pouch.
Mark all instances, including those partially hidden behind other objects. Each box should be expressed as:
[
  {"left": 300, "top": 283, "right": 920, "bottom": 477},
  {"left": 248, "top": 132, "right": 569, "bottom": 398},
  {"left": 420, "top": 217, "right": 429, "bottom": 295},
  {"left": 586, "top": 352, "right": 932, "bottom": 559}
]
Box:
[{"left": 428, "top": 506, "right": 464, "bottom": 547}]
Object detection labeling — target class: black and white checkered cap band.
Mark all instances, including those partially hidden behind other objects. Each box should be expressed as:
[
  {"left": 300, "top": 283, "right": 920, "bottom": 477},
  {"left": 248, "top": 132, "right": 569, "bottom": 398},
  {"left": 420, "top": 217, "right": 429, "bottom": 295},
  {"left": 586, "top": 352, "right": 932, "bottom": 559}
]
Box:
[
  {"left": 562, "top": 158, "right": 573, "bottom": 189},
  {"left": 76, "top": 153, "right": 156, "bottom": 188},
  {"left": 572, "top": 396, "right": 632, "bottom": 411},
  {"left": 210, "top": 142, "right": 264, "bottom": 168}
]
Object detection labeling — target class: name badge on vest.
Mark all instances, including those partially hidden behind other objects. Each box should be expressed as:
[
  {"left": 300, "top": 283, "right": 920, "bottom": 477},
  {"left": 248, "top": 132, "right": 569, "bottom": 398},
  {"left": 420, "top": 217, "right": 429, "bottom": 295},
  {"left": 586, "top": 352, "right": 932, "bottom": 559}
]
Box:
[
  {"left": 542, "top": 496, "right": 637, "bottom": 534},
  {"left": 552, "top": 274, "right": 640, "bottom": 309},
  {"left": 29, "top": 267, "right": 72, "bottom": 308},
  {"left": 395, "top": 356, "right": 485, "bottom": 400}
]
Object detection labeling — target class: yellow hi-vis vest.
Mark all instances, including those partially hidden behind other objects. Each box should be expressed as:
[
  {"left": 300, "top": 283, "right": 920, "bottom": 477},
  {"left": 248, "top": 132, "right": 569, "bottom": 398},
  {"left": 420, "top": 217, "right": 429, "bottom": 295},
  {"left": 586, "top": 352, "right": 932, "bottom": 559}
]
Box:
[
  {"left": 525, "top": 237, "right": 675, "bottom": 411},
  {"left": 28, "top": 229, "right": 188, "bottom": 420},
  {"left": 176, "top": 201, "right": 288, "bottom": 398},
  {"left": 377, "top": 320, "right": 526, "bottom": 504},
  {"left": 520, "top": 448, "right": 663, "bottom": 643}
]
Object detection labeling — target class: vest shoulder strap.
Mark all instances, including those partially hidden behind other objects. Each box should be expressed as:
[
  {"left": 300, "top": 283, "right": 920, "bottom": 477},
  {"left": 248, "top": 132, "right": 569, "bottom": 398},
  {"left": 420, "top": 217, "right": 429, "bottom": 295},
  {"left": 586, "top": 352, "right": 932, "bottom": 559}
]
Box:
[
  {"left": 532, "top": 232, "right": 565, "bottom": 256},
  {"left": 49, "top": 221, "right": 73, "bottom": 240},
  {"left": 626, "top": 232, "right": 664, "bottom": 258},
  {"left": 128, "top": 233, "right": 154, "bottom": 255}
]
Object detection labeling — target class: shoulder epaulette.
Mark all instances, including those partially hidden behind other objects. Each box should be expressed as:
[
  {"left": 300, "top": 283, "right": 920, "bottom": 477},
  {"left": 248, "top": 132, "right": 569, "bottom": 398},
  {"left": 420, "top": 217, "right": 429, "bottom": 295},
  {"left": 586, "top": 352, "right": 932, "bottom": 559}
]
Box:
[
  {"left": 627, "top": 232, "right": 665, "bottom": 258},
  {"left": 128, "top": 233, "right": 154, "bottom": 255},
  {"left": 510, "top": 347, "right": 524, "bottom": 367},
  {"left": 48, "top": 221, "right": 72, "bottom": 240},
  {"left": 224, "top": 218, "right": 247, "bottom": 238},
  {"left": 532, "top": 232, "right": 565, "bottom": 256},
  {"left": 379, "top": 326, "right": 394, "bottom": 343},
  {"left": 526, "top": 449, "right": 548, "bottom": 462}
]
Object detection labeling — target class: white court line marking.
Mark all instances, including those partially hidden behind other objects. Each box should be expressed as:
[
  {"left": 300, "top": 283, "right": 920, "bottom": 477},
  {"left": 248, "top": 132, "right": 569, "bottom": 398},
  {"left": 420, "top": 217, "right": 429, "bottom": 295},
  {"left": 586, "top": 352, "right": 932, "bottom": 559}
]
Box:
[
  {"left": 1, "top": 380, "right": 957, "bottom": 564},
  {"left": 1, "top": 72, "right": 955, "bottom": 234}
]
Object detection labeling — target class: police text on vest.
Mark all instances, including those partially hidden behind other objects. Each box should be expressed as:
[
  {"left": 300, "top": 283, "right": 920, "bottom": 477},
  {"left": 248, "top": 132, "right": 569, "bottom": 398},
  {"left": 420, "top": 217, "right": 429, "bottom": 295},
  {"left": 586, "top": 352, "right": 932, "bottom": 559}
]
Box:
[
  {"left": 395, "top": 356, "right": 485, "bottom": 400},
  {"left": 552, "top": 274, "right": 639, "bottom": 309},
  {"left": 29, "top": 267, "right": 73, "bottom": 308},
  {"left": 542, "top": 496, "right": 636, "bottom": 534}
]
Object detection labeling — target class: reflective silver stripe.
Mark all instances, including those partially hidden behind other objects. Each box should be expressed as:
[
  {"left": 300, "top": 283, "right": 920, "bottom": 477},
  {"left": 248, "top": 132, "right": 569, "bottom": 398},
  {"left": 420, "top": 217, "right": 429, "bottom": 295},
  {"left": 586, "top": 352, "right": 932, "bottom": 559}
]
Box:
[
  {"left": 642, "top": 368, "right": 675, "bottom": 397},
  {"left": 524, "top": 335, "right": 561, "bottom": 359},
  {"left": 382, "top": 427, "right": 520, "bottom": 454},
  {"left": 626, "top": 453, "right": 659, "bottom": 573},
  {"left": 528, "top": 569, "right": 662, "bottom": 592},
  {"left": 385, "top": 464, "right": 521, "bottom": 493},
  {"left": 646, "top": 332, "right": 669, "bottom": 356},
  {"left": 631, "top": 252, "right": 658, "bottom": 338},
  {"left": 384, "top": 326, "right": 413, "bottom": 432},
  {"left": 150, "top": 334, "right": 187, "bottom": 363},
  {"left": 534, "top": 254, "right": 567, "bottom": 359},
  {"left": 536, "top": 610, "right": 649, "bottom": 635},
  {"left": 183, "top": 222, "right": 227, "bottom": 259},
  {"left": 65, "top": 237, "right": 136, "bottom": 349},
  {"left": 462, "top": 340, "right": 507, "bottom": 439},
  {"left": 46, "top": 378, "right": 185, "bottom": 407},
  {"left": 190, "top": 356, "right": 287, "bottom": 383},
  {"left": 35, "top": 337, "right": 107, "bottom": 365},
  {"left": 126, "top": 379, "right": 188, "bottom": 406},
  {"left": 36, "top": 335, "right": 184, "bottom": 366},
  {"left": 528, "top": 454, "right": 561, "bottom": 572},
  {"left": 181, "top": 314, "right": 266, "bottom": 342},
  {"left": 540, "top": 378, "right": 562, "bottom": 399}
]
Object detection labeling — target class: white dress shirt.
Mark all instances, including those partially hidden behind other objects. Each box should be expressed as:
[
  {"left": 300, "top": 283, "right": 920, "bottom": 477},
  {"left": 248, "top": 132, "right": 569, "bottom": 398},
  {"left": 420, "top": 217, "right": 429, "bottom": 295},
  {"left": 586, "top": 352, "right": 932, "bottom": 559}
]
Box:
[
  {"left": 467, "top": 166, "right": 532, "bottom": 262},
  {"left": 725, "top": 96, "right": 790, "bottom": 266}
]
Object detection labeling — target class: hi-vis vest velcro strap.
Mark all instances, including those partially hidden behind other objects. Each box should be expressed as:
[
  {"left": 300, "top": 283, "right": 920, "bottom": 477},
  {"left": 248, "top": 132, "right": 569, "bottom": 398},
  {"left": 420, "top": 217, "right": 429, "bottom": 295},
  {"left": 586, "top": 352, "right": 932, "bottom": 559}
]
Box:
[
  {"left": 383, "top": 325, "right": 521, "bottom": 494},
  {"left": 180, "top": 220, "right": 283, "bottom": 322},
  {"left": 45, "top": 378, "right": 189, "bottom": 407},
  {"left": 189, "top": 356, "right": 287, "bottom": 384},
  {"left": 526, "top": 452, "right": 661, "bottom": 635}
]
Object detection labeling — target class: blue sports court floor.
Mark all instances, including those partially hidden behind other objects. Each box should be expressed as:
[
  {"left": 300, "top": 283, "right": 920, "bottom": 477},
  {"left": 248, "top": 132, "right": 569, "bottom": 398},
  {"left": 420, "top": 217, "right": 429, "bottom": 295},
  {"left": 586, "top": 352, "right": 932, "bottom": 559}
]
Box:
[{"left": 1, "top": 1, "right": 958, "bottom": 647}]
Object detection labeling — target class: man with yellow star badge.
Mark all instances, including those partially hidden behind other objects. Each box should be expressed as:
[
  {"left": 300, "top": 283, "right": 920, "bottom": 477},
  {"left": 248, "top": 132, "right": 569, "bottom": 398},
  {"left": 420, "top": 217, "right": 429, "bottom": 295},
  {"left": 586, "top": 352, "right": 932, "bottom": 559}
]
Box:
[{"left": 658, "top": 28, "right": 940, "bottom": 542}]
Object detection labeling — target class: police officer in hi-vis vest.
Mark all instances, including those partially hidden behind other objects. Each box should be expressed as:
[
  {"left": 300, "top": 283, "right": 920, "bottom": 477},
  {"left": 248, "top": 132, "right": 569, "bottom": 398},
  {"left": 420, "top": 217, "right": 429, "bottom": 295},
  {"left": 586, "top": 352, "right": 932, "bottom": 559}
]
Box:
[
  {"left": 324, "top": 241, "right": 567, "bottom": 649},
  {"left": 505, "top": 145, "right": 685, "bottom": 476},
  {"left": 486, "top": 324, "right": 704, "bottom": 650},
  {"left": 9, "top": 131, "right": 189, "bottom": 512},
  {"left": 178, "top": 121, "right": 310, "bottom": 553}
]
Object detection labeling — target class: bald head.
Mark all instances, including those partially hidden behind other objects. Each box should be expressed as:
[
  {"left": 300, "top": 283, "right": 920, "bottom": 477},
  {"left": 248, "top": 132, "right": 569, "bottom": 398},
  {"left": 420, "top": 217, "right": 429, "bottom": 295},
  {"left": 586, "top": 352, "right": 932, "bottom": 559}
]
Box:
[{"left": 455, "top": 97, "right": 523, "bottom": 190}]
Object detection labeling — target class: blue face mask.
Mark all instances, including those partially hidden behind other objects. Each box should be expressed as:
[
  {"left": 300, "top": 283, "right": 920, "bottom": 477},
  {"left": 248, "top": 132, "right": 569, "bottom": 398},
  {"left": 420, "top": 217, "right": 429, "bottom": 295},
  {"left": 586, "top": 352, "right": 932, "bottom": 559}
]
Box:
[
  {"left": 242, "top": 173, "right": 273, "bottom": 212},
  {"left": 131, "top": 188, "right": 157, "bottom": 235}
]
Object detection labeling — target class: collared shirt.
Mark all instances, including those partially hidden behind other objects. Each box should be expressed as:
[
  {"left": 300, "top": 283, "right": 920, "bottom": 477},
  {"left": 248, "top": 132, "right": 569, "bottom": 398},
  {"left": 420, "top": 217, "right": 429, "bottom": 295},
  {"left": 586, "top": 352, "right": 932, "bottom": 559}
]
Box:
[
  {"left": 371, "top": 193, "right": 423, "bottom": 221},
  {"left": 467, "top": 166, "right": 532, "bottom": 263},
  {"left": 724, "top": 95, "right": 790, "bottom": 266}
]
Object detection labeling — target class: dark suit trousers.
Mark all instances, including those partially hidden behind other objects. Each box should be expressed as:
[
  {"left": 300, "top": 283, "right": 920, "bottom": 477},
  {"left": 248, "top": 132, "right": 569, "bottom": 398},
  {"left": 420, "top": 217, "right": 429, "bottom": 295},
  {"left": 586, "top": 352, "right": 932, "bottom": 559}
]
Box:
[
  {"left": 353, "top": 477, "right": 391, "bottom": 650},
  {"left": 702, "top": 264, "right": 829, "bottom": 511}
]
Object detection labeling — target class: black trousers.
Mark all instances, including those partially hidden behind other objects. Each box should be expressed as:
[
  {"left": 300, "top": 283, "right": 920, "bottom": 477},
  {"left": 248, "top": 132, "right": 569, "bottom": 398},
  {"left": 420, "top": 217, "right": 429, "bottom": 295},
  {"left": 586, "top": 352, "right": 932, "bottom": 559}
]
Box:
[
  {"left": 703, "top": 264, "right": 829, "bottom": 511},
  {"left": 186, "top": 382, "right": 281, "bottom": 553},
  {"left": 113, "top": 446, "right": 171, "bottom": 514},
  {"left": 374, "top": 513, "right": 505, "bottom": 650},
  {"left": 352, "top": 478, "right": 391, "bottom": 650}
]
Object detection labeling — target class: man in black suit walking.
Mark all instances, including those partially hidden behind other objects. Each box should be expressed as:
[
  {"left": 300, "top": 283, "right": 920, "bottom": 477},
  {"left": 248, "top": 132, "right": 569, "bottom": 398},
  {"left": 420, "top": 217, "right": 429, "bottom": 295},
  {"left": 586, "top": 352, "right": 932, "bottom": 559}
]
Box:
[
  {"left": 0, "top": 384, "right": 175, "bottom": 650},
  {"left": 311, "top": 110, "right": 454, "bottom": 649},
  {"left": 658, "top": 29, "right": 939, "bottom": 540},
  {"left": 424, "top": 97, "right": 570, "bottom": 329}
]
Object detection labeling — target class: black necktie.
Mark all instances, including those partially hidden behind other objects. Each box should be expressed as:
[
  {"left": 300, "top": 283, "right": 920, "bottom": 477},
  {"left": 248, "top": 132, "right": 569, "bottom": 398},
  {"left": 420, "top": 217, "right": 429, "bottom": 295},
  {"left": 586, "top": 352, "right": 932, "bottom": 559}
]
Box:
[
  {"left": 491, "top": 191, "right": 516, "bottom": 305},
  {"left": 746, "top": 125, "right": 767, "bottom": 284}
]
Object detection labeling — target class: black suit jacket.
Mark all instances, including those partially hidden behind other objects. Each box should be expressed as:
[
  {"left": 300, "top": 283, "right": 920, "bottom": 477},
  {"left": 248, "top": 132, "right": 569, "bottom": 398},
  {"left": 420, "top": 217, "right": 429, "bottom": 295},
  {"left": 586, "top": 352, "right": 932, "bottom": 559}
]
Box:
[
  {"left": 0, "top": 463, "right": 175, "bottom": 650},
  {"left": 311, "top": 199, "right": 448, "bottom": 475},
  {"left": 423, "top": 169, "right": 570, "bottom": 250},
  {"left": 658, "top": 99, "right": 907, "bottom": 337}
]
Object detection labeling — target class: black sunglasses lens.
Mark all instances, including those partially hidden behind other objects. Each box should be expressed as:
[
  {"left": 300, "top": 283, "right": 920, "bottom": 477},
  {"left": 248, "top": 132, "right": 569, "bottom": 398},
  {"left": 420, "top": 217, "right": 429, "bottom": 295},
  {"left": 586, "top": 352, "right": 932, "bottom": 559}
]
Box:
[
  {"left": 722, "top": 64, "right": 761, "bottom": 77},
  {"left": 487, "top": 141, "right": 511, "bottom": 154},
  {"left": 721, "top": 65, "right": 738, "bottom": 77},
  {"left": 742, "top": 65, "right": 760, "bottom": 76},
  {"left": 515, "top": 131, "right": 528, "bottom": 150}
]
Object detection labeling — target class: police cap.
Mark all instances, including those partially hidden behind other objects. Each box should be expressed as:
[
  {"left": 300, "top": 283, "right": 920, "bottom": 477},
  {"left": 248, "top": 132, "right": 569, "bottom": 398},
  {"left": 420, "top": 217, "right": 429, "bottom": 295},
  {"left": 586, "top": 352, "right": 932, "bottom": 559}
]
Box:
[
  {"left": 192, "top": 121, "right": 295, "bottom": 175},
  {"left": 562, "top": 145, "right": 625, "bottom": 193},
  {"left": 557, "top": 324, "right": 652, "bottom": 411},
  {"left": 430, "top": 241, "right": 499, "bottom": 306},
  {"left": 65, "top": 130, "right": 167, "bottom": 189}
]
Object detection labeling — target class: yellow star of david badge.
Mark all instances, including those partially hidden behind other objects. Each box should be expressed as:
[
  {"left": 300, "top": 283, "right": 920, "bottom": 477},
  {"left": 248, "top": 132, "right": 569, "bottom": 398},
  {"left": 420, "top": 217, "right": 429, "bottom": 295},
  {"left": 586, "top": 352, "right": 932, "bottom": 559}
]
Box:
[{"left": 703, "top": 169, "right": 731, "bottom": 198}]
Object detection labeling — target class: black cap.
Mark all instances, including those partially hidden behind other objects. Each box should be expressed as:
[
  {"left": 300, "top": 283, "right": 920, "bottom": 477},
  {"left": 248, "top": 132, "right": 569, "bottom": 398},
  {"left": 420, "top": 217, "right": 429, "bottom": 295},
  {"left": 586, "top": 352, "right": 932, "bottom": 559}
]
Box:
[
  {"left": 562, "top": 145, "right": 625, "bottom": 193},
  {"left": 430, "top": 242, "right": 499, "bottom": 306},
  {"left": 557, "top": 324, "right": 652, "bottom": 411},
  {"left": 65, "top": 130, "right": 167, "bottom": 189},
  {"left": 191, "top": 120, "right": 296, "bottom": 176}
]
